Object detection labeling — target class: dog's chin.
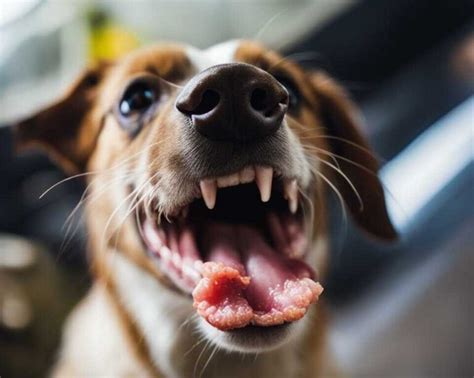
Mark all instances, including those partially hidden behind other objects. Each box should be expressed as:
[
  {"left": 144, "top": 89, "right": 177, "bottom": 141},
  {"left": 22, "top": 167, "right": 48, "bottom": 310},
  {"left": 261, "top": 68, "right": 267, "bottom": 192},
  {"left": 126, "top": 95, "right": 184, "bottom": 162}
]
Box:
[{"left": 196, "top": 316, "right": 306, "bottom": 353}]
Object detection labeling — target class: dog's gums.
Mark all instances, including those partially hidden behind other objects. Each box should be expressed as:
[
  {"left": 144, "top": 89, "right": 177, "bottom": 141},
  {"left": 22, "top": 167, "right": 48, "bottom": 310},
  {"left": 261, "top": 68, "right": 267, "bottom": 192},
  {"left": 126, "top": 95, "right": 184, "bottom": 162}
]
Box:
[{"left": 140, "top": 165, "right": 323, "bottom": 331}]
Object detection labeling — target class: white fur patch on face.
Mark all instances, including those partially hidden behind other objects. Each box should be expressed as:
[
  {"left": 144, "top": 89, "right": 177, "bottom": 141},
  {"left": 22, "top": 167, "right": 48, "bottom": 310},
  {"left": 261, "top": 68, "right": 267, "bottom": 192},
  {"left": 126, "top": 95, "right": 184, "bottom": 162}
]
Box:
[
  {"left": 110, "top": 252, "right": 194, "bottom": 378},
  {"left": 186, "top": 39, "right": 241, "bottom": 72}
]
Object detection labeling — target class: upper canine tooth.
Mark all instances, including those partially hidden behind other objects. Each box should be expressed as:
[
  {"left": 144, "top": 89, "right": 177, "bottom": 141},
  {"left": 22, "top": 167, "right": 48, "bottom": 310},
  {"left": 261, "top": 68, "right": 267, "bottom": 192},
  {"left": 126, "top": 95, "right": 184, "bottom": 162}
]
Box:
[
  {"left": 200, "top": 179, "right": 217, "bottom": 209},
  {"left": 239, "top": 166, "right": 255, "bottom": 184},
  {"left": 255, "top": 166, "right": 273, "bottom": 202},
  {"left": 284, "top": 179, "right": 299, "bottom": 214},
  {"left": 217, "top": 173, "right": 239, "bottom": 188}
]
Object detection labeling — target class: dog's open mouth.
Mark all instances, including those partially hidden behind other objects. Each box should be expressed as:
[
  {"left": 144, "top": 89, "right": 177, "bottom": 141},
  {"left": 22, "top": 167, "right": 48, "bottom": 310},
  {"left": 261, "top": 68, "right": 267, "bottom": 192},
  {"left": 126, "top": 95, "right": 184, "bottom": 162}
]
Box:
[{"left": 140, "top": 166, "right": 323, "bottom": 331}]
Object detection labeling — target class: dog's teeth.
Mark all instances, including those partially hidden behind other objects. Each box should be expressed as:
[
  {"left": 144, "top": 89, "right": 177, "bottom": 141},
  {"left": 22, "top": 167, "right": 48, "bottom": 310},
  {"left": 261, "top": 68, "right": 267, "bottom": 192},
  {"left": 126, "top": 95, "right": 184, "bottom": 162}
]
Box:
[
  {"left": 255, "top": 166, "right": 273, "bottom": 202},
  {"left": 160, "top": 246, "right": 172, "bottom": 260},
  {"left": 143, "top": 220, "right": 162, "bottom": 249},
  {"left": 217, "top": 173, "right": 239, "bottom": 188},
  {"left": 200, "top": 179, "right": 217, "bottom": 209},
  {"left": 172, "top": 252, "right": 182, "bottom": 268},
  {"left": 194, "top": 260, "right": 204, "bottom": 273},
  {"left": 284, "top": 179, "right": 299, "bottom": 214},
  {"left": 183, "top": 259, "right": 201, "bottom": 283},
  {"left": 239, "top": 166, "right": 255, "bottom": 184}
]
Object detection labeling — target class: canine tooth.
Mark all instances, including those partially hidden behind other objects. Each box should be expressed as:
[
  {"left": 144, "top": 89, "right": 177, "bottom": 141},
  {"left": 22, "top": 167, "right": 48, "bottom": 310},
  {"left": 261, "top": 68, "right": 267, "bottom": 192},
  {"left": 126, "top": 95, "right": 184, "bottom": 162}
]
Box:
[
  {"left": 217, "top": 173, "right": 239, "bottom": 188},
  {"left": 239, "top": 166, "right": 255, "bottom": 184},
  {"left": 183, "top": 261, "right": 201, "bottom": 283},
  {"left": 200, "top": 179, "right": 217, "bottom": 209},
  {"left": 284, "top": 179, "right": 299, "bottom": 214},
  {"left": 172, "top": 252, "right": 182, "bottom": 268},
  {"left": 255, "top": 166, "right": 273, "bottom": 202},
  {"left": 194, "top": 260, "right": 204, "bottom": 273},
  {"left": 143, "top": 220, "right": 162, "bottom": 249},
  {"left": 160, "top": 246, "right": 172, "bottom": 260}
]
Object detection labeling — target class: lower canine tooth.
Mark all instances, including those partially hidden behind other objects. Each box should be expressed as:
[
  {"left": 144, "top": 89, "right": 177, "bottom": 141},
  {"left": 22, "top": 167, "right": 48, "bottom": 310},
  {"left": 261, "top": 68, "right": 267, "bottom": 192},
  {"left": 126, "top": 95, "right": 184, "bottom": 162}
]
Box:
[
  {"left": 160, "top": 246, "right": 172, "bottom": 260},
  {"left": 183, "top": 262, "right": 201, "bottom": 283},
  {"left": 255, "top": 166, "right": 273, "bottom": 202},
  {"left": 285, "top": 179, "right": 299, "bottom": 214},
  {"left": 172, "top": 252, "right": 182, "bottom": 268},
  {"left": 200, "top": 179, "right": 217, "bottom": 209},
  {"left": 194, "top": 260, "right": 204, "bottom": 273}
]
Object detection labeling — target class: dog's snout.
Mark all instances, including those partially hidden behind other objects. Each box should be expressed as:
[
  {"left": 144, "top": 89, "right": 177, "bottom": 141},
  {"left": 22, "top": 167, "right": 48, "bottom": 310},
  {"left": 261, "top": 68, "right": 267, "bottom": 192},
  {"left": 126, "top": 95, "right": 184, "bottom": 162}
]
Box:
[{"left": 176, "top": 63, "right": 288, "bottom": 142}]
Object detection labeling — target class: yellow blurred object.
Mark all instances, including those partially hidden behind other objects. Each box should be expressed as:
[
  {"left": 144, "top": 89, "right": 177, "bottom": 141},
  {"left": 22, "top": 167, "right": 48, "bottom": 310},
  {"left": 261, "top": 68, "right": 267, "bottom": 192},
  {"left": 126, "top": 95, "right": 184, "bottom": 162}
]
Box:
[
  {"left": 89, "top": 25, "right": 140, "bottom": 61},
  {"left": 88, "top": 9, "right": 140, "bottom": 62}
]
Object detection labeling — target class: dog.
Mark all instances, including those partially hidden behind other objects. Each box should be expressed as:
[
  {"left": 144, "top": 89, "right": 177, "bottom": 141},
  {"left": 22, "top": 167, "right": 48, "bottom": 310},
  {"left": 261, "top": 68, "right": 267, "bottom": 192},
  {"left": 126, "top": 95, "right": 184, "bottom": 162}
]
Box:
[{"left": 15, "top": 40, "right": 396, "bottom": 377}]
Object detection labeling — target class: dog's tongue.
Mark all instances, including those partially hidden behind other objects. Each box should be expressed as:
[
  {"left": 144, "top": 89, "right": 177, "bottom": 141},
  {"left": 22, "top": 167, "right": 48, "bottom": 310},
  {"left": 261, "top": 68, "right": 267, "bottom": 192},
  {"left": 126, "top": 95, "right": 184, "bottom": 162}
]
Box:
[{"left": 192, "top": 223, "right": 323, "bottom": 331}]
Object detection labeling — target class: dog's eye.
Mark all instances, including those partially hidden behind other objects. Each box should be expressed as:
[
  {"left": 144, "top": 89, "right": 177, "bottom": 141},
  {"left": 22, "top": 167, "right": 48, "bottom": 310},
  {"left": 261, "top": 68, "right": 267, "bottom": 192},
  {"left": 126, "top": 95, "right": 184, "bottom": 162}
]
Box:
[
  {"left": 120, "top": 82, "right": 157, "bottom": 117},
  {"left": 116, "top": 75, "right": 162, "bottom": 135},
  {"left": 274, "top": 76, "right": 301, "bottom": 111}
]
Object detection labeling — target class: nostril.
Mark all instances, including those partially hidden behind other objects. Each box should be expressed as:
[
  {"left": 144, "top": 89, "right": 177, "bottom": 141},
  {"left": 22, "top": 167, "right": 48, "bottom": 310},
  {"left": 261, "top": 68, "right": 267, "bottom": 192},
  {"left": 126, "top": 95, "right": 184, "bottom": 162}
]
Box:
[
  {"left": 193, "top": 90, "right": 220, "bottom": 115},
  {"left": 250, "top": 88, "right": 268, "bottom": 112},
  {"left": 250, "top": 87, "right": 288, "bottom": 117}
]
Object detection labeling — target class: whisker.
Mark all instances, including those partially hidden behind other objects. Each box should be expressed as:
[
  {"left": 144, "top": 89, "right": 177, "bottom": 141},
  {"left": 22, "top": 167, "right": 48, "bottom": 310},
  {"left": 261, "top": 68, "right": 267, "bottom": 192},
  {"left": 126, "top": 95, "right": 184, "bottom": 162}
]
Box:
[
  {"left": 253, "top": 8, "right": 288, "bottom": 42},
  {"left": 313, "top": 169, "right": 347, "bottom": 225},
  {"left": 301, "top": 142, "right": 341, "bottom": 170},
  {"left": 103, "top": 171, "right": 159, "bottom": 249},
  {"left": 184, "top": 333, "right": 207, "bottom": 357},
  {"left": 303, "top": 143, "right": 401, "bottom": 212},
  {"left": 39, "top": 139, "right": 170, "bottom": 199},
  {"left": 157, "top": 75, "right": 184, "bottom": 89},
  {"left": 298, "top": 186, "right": 317, "bottom": 242},
  {"left": 200, "top": 343, "right": 219, "bottom": 378},
  {"left": 194, "top": 339, "right": 212, "bottom": 378},
  {"left": 286, "top": 114, "right": 381, "bottom": 161},
  {"left": 309, "top": 154, "right": 364, "bottom": 212},
  {"left": 268, "top": 51, "right": 324, "bottom": 72}
]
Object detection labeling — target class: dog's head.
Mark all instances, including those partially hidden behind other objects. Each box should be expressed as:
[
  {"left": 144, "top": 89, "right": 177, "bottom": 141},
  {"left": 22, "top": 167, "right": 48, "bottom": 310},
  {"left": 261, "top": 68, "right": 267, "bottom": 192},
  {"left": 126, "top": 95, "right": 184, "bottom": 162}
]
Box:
[{"left": 16, "top": 40, "right": 396, "bottom": 353}]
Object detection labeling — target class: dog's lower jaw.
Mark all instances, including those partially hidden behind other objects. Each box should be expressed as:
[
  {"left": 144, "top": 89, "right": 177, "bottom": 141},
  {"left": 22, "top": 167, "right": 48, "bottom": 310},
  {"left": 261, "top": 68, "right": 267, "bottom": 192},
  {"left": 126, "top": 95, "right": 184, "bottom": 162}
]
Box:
[
  {"left": 111, "top": 251, "right": 310, "bottom": 378},
  {"left": 54, "top": 233, "right": 328, "bottom": 378}
]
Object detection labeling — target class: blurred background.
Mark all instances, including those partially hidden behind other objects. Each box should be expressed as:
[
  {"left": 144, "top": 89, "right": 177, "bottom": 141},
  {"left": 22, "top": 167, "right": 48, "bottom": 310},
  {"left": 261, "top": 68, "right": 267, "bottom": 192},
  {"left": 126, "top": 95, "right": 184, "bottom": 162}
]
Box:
[{"left": 0, "top": 0, "right": 472, "bottom": 376}]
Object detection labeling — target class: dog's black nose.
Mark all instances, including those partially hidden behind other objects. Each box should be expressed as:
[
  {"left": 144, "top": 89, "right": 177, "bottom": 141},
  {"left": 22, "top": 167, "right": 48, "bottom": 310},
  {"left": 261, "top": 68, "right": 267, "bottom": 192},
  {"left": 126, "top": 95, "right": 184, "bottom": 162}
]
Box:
[{"left": 175, "top": 63, "right": 289, "bottom": 142}]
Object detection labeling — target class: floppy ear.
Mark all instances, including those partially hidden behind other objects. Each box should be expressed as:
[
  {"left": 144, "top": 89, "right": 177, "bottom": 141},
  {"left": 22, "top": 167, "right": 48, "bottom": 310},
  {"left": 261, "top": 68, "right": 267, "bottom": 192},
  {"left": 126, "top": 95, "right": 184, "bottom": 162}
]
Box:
[
  {"left": 14, "top": 62, "right": 111, "bottom": 173},
  {"left": 310, "top": 71, "right": 397, "bottom": 240}
]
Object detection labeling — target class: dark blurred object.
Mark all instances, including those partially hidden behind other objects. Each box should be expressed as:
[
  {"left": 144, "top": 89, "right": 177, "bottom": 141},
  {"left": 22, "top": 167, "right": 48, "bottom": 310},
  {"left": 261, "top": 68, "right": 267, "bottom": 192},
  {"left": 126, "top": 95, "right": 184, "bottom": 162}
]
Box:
[
  {"left": 0, "top": 127, "right": 87, "bottom": 266},
  {"left": 288, "top": 0, "right": 474, "bottom": 100},
  {"left": 0, "top": 234, "right": 88, "bottom": 378},
  {"left": 0, "top": 126, "right": 88, "bottom": 377}
]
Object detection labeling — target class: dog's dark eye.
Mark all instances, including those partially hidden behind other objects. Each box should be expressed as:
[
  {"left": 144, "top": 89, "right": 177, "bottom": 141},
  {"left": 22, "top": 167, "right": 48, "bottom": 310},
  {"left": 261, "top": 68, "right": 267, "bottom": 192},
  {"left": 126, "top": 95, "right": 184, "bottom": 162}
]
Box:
[
  {"left": 274, "top": 76, "right": 301, "bottom": 111},
  {"left": 120, "top": 82, "right": 156, "bottom": 116},
  {"left": 116, "top": 75, "right": 162, "bottom": 135}
]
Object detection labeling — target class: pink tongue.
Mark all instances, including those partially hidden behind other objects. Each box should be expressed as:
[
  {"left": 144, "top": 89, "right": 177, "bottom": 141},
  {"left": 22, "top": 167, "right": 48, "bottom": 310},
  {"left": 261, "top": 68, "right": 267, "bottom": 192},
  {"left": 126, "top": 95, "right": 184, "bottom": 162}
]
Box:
[{"left": 192, "top": 223, "right": 323, "bottom": 330}]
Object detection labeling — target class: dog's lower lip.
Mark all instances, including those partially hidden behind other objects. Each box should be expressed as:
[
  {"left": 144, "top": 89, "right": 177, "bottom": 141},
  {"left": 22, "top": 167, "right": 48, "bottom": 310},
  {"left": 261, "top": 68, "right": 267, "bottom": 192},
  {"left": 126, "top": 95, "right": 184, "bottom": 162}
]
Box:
[{"left": 138, "top": 181, "right": 323, "bottom": 331}]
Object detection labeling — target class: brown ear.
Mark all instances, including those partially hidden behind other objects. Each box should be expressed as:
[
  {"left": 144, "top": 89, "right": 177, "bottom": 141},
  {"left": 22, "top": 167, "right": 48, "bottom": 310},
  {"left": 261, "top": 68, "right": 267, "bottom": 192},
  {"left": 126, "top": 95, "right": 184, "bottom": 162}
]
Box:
[
  {"left": 310, "top": 71, "right": 397, "bottom": 240},
  {"left": 14, "top": 62, "right": 111, "bottom": 173}
]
